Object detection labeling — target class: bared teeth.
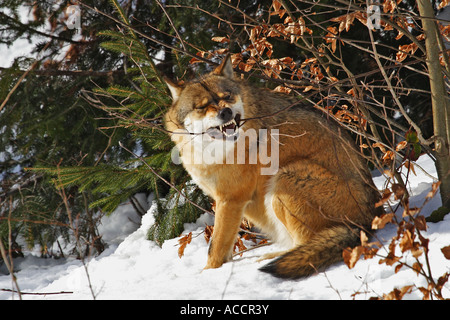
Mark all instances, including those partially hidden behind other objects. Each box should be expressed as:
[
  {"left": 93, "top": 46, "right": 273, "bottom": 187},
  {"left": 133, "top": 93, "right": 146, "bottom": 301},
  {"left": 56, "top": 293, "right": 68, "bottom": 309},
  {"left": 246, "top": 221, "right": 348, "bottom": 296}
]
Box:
[
  {"left": 219, "top": 119, "right": 239, "bottom": 136},
  {"left": 213, "top": 114, "right": 241, "bottom": 138}
]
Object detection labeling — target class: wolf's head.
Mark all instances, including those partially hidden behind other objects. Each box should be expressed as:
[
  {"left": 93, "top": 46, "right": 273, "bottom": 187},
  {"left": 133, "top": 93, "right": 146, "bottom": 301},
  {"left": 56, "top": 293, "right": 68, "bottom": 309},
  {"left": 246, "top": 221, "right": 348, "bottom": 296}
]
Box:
[{"left": 164, "top": 57, "right": 244, "bottom": 142}]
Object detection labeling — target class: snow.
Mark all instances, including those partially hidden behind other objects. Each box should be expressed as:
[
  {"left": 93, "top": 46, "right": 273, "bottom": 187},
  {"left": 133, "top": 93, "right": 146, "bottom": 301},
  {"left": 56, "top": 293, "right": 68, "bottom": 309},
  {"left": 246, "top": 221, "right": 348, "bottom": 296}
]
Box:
[
  {"left": 0, "top": 6, "right": 37, "bottom": 68},
  {"left": 1, "top": 154, "right": 449, "bottom": 300}
]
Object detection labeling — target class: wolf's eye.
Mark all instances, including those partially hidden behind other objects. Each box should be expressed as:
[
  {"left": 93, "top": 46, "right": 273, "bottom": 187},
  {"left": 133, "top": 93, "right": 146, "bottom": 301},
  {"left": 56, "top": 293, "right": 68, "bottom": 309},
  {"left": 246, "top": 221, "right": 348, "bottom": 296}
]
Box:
[
  {"left": 218, "top": 91, "right": 232, "bottom": 101},
  {"left": 194, "top": 104, "right": 207, "bottom": 110},
  {"left": 194, "top": 97, "right": 209, "bottom": 110}
]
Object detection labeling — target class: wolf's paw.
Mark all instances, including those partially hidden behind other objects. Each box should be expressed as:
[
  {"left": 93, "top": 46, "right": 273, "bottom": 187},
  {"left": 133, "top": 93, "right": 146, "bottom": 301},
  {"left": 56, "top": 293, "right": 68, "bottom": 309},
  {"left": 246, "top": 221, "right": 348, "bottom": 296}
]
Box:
[{"left": 204, "top": 255, "right": 228, "bottom": 270}]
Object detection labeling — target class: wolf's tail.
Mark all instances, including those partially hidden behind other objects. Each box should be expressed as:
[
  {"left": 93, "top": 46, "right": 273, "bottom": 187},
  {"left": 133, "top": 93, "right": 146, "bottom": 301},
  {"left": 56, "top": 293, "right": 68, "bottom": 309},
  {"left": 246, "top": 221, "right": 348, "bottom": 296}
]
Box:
[{"left": 259, "top": 225, "right": 362, "bottom": 279}]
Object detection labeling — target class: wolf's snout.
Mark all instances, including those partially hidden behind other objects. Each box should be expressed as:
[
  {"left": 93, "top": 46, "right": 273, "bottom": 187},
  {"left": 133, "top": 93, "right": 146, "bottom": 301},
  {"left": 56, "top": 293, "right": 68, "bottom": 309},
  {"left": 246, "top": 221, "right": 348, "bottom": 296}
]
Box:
[{"left": 218, "top": 107, "right": 233, "bottom": 122}]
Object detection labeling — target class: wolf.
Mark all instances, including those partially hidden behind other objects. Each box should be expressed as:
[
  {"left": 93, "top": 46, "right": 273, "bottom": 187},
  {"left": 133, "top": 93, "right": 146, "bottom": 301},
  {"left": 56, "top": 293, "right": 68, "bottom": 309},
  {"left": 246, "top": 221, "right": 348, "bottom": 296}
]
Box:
[{"left": 164, "top": 56, "right": 382, "bottom": 279}]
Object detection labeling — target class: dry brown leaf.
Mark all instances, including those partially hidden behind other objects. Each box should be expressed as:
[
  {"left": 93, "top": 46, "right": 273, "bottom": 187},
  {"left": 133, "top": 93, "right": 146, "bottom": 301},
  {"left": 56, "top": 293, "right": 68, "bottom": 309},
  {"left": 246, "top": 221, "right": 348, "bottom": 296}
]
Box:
[
  {"left": 271, "top": 0, "right": 286, "bottom": 18},
  {"left": 372, "top": 213, "right": 394, "bottom": 229},
  {"left": 418, "top": 286, "right": 430, "bottom": 300},
  {"left": 396, "top": 140, "right": 408, "bottom": 151},
  {"left": 412, "top": 262, "right": 423, "bottom": 276},
  {"left": 441, "top": 245, "right": 450, "bottom": 260},
  {"left": 383, "top": 170, "right": 395, "bottom": 179},
  {"left": 373, "top": 142, "right": 386, "bottom": 153},
  {"left": 436, "top": 273, "right": 450, "bottom": 292},
  {"left": 382, "top": 150, "right": 395, "bottom": 163},
  {"left": 426, "top": 181, "right": 441, "bottom": 200},
  {"left": 403, "top": 160, "right": 416, "bottom": 176},
  {"left": 273, "top": 85, "right": 292, "bottom": 93},
  {"left": 399, "top": 229, "right": 414, "bottom": 253},
  {"left": 375, "top": 191, "right": 392, "bottom": 208},
  {"left": 379, "top": 252, "right": 400, "bottom": 266},
  {"left": 272, "top": 0, "right": 282, "bottom": 12},
  {"left": 414, "top": 215, "right": 428, "bottom": 231},
  {"left": 383, "top": 285, "right": 414, "bottom": 300},
  {"left": 392, "top": 183, "right": 406, "bottom": 200},
  {"left": 403, "top": 206, "right": 421, "bottom": 218},
  {"left": 438, "top": 0, "right": 450, "bottom": 10},
  {"left": 303, "top": 85, "right": 314, "bottom": 92},
  {"left": 204, "top": 225, "right": 214, "bottom": 244},
  {"left": 418, "top": 233, "right": 429, "bottom": 251},
  {"left": 211, "top": 36, "right": 230, "bottom": 43},
  {"left": 343, "top": 246, "right": 364, "bottom": 269},
  {"left": 396, "top": 43, "right": 419, "bottom": 62},
  {"left": 178, "top": 232, "right": 192, "bottom": 258},
  {"left": 325, "top": 26, "right": 338, "bottom": 53},
  {"left": 239, "top": 60, "right": 256, "bottom": 73},
  {"left": 411, "top": 247, "right": 424, "bottom": 259},
  {"left": 233, "top": 237, "right": 247, "bottom": 257},
  {"left": 360, "top": 230, "right": 369, "bottom": 246}
]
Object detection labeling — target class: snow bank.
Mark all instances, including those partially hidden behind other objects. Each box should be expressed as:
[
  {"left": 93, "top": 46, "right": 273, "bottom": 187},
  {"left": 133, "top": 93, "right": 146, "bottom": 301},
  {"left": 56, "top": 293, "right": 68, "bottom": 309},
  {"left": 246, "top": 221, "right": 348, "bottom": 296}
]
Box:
[{"left": 1, "top": 155, "right": 449, "bottom": 300}]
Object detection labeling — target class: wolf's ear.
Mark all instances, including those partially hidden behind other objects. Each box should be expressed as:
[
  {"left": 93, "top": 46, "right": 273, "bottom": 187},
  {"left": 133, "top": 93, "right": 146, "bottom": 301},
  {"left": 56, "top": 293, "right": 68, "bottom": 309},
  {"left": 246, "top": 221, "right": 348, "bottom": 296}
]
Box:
[
  {"left": 164, "top": 76, "right": 182, "bottom": 101},
  {"left": 213, "top": 55, "right": 234, "bottom": 79}
]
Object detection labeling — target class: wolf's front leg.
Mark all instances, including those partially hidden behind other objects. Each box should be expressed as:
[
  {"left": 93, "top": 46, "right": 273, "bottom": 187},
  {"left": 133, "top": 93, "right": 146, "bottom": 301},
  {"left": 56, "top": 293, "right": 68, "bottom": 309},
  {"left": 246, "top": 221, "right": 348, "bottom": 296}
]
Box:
[{"left": 204, "top": 199, "right": 246, "bottom": 269}]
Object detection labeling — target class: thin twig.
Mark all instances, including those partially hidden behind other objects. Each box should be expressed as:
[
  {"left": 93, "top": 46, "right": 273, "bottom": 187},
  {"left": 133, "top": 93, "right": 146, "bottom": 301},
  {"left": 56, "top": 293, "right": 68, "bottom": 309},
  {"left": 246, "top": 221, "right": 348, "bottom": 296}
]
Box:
[
  {"left": 118, "top": 141, "right": 214, "bottom": 216},
  {"left": 55, "top": 162, "right": 97, "bottom": 300},
  {"left": 0, "top": 197, "right": 22, "bottom": 300},
  {"left": 365, "top": 0, "right": 431, "bottom": 146},
  {"left": 0, "top": 288, "right": 73, "bottom": 296},
  {"left": 0, "top": 240, "right": 22, "bottom": 300},
  {"left": 0, "top": 41, "right": 51, "bottom": 112},
  {"left": 231, "top": 240, "right": 272, "bottom": 258},
  {"left": 155, "top": 0, "right": 187, "bottom": 52}
]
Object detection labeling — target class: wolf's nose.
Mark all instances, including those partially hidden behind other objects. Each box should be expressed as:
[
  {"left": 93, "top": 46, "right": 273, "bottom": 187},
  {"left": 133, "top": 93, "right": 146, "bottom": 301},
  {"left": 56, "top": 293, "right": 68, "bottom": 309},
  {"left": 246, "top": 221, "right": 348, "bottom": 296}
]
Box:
[{"left": 218, "top": 107, "right": 233, "bottom": 122}]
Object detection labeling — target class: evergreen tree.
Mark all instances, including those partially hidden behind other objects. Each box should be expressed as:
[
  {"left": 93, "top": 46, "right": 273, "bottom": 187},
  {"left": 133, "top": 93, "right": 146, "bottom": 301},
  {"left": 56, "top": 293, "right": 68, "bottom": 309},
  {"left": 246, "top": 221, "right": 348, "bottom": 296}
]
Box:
[{"left": 0, "top": 0, "right": 132, "bottom": 256}]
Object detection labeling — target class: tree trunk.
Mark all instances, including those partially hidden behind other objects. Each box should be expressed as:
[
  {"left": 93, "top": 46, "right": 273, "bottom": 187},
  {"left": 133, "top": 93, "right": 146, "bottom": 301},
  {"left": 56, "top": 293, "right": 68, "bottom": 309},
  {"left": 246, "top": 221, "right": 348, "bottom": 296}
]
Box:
[{"left": 417, "top": 0, "right": 450, "bottom": 209}]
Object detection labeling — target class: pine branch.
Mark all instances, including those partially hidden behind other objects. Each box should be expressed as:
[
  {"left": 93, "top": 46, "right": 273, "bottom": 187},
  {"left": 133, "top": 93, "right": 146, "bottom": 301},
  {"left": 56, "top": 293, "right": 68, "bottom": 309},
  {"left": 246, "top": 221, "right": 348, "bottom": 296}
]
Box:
[
  {"left": 0, "top": 67, "right": 126, "bottom": 78},
  {"left": 78, "top": 1, "right": 213, "bottom": 72},
  {"left": 99, "top": 0, "right": 165, "bottom": 84},
  {"left": 118, "top": 142, "right": 213, "bottom": 216},
  {"left": 0, "top": 12, "right": 83, "bottom": 44}
]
